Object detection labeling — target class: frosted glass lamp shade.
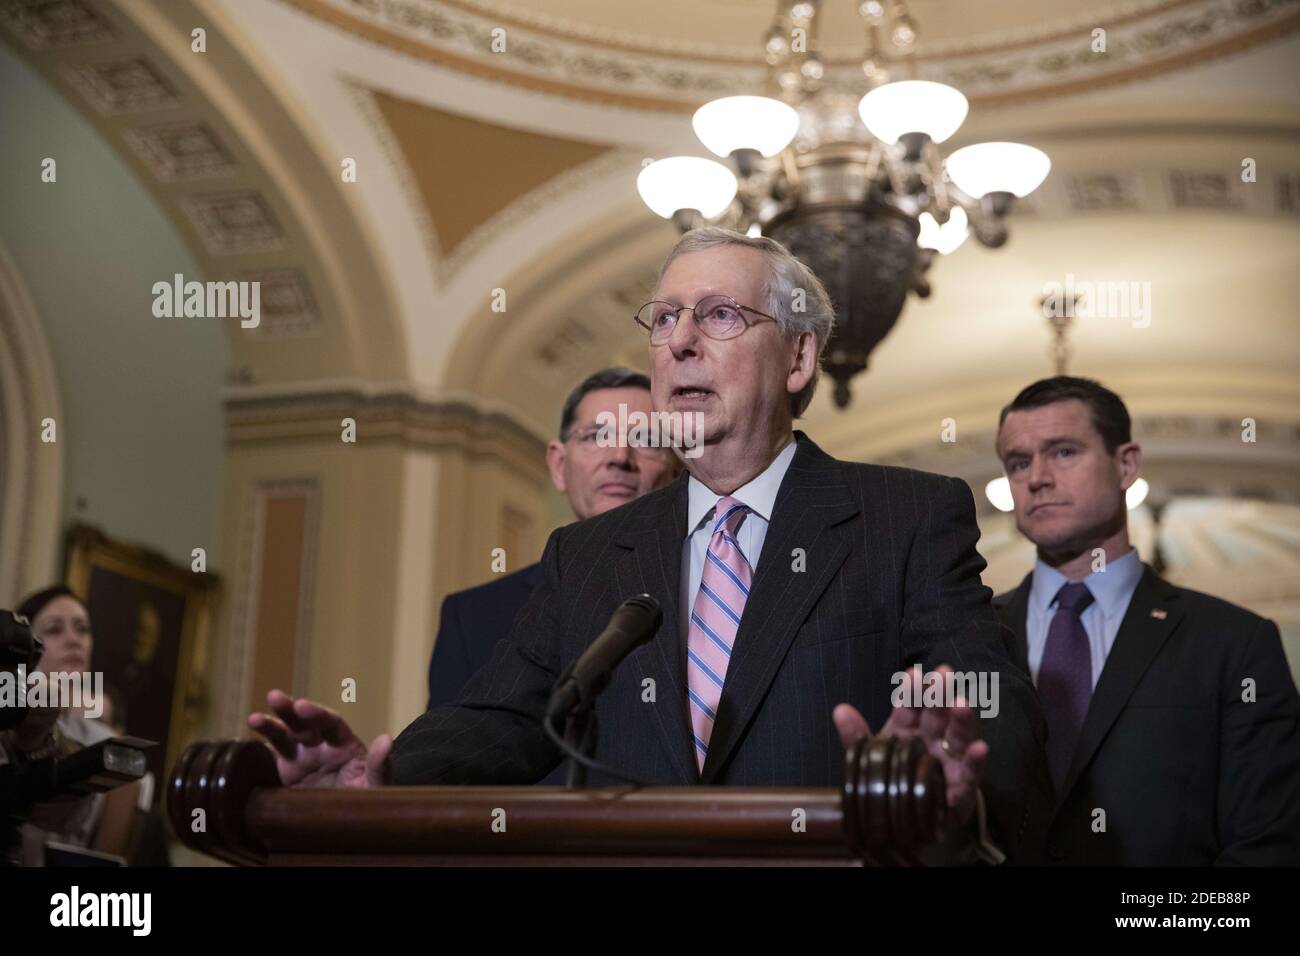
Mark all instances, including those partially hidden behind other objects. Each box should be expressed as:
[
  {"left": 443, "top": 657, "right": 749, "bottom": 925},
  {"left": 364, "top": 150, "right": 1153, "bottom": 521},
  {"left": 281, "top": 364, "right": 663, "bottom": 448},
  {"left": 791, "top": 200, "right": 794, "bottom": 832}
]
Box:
[
  {"left": 637, "top": 157, "right": 738, "bottom": 219},
  {"left": 692, "top": 96, "right": 800, "bottom": 158},
  {"left": 858, "top": 81, "right": 968, "bottom": 145},
  {"left": 945, "top": 142, "right": 1051, "bottom": 198}
]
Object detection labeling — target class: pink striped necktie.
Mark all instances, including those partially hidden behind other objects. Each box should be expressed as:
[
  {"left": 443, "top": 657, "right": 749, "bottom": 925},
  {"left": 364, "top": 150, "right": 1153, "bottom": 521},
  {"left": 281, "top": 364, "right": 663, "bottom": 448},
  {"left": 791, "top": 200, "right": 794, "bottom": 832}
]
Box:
[{"left": 686, "top": 496, "right": 753, "bottom": 772}]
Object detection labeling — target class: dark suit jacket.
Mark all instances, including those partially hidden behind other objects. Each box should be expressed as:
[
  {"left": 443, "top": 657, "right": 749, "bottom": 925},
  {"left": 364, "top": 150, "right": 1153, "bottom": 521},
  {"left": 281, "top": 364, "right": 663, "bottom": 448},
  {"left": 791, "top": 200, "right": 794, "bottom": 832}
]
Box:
[
  {"left": 392, "top": 432, "right": 1053, "bottom": 862},
  {"left": 425, "top": 563, "right": 566, "bottom": 787},
  {"left": 427, "top": 564, "right": 542, "bottom": 711},
  {"left": 994, "top": 565, "right": 1300, "bottom": 865}
]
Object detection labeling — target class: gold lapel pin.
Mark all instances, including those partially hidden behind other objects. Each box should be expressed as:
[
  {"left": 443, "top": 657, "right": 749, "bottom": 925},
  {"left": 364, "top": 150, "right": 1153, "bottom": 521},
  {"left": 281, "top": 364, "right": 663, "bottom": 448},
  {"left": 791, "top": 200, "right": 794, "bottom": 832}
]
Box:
[{"left": 1150, "top": 609, "right": 1167, "bottom": 620}]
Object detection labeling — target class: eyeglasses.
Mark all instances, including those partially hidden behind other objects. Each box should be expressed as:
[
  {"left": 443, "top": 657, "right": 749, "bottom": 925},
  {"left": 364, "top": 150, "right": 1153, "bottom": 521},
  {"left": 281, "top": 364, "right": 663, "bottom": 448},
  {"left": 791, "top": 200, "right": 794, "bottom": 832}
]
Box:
[
  {"left": 633, "top": 294, "right": 776, "bottom": 345},
  {"left": 565, "top": 424, "right": 674, "bottom": 459}
]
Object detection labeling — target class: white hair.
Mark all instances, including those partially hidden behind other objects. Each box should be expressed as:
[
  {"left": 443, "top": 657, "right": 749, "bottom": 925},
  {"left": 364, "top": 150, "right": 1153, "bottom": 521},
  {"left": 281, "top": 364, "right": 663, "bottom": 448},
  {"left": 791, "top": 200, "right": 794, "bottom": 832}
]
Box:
[{"left": 656, "top": 227, "right": 835, "bottom": 417}]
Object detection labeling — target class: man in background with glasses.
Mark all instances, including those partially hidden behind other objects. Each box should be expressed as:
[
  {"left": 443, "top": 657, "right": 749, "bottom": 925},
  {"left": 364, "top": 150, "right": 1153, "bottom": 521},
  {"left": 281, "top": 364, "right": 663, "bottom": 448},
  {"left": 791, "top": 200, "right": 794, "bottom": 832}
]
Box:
[
  {"left": 251, "top": 227, "right": 1050, "bottom": 864},
  {"left": 426, "top": 367, "right": 679, "bottom": 713}
]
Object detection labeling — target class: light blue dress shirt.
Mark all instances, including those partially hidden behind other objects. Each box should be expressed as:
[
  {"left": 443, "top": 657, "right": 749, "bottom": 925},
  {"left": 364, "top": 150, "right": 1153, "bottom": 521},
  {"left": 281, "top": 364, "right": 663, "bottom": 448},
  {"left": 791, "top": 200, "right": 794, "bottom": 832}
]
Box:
[
  {"left": 1026, "top": 547, "right": 1144, "bottom": 691},
  {"left": 679, "top": 437, "right": 797, "bottom": 639}
]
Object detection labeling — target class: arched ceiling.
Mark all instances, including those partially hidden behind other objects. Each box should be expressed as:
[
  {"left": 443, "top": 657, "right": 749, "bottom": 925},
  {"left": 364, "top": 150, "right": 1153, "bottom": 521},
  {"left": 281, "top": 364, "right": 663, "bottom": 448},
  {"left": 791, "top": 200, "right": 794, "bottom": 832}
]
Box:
[
  {"left": 0, "top": 0, "right": 409, "bottom": 388},
  {"left": 4, "top": 0, "right": 1297, "bottom": 484}
]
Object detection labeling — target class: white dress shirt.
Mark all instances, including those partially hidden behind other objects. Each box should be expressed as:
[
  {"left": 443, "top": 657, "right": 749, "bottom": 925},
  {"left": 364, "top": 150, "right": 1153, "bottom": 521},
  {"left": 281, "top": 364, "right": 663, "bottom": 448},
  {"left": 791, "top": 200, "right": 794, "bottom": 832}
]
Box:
[{"left": 679, "top": 437, "right": 797, "bottom": 638}]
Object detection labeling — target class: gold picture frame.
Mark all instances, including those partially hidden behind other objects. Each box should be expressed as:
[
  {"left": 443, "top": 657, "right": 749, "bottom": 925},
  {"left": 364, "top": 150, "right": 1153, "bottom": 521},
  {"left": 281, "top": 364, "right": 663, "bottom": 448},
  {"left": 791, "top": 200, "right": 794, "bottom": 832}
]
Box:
[{"left": 64, "top": 524, "right": 220, "bottom": 800}]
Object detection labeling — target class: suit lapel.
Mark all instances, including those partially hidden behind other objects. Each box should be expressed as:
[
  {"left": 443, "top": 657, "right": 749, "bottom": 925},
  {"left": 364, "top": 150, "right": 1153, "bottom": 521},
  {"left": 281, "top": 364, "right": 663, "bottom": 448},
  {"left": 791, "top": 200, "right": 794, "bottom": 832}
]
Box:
[
  {"left": 613, "top": 476, "right": 697, "bottom": 785},
  {"left": 699, "top": 434, "right": 859, "bottom": 783},
  {"left": 1056, "top": 565, "right": 1184, "bottom": 801}
]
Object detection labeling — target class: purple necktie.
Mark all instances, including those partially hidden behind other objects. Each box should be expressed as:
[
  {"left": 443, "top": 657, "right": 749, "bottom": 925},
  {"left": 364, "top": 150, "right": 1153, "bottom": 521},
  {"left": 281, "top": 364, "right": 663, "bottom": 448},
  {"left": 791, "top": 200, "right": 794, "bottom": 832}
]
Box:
[
  {"left": 686, "top": 497, "right": 752, "bottom": 772},
  {"left": 1039, "top": 581, "right": 1095, "bottom": 792}
]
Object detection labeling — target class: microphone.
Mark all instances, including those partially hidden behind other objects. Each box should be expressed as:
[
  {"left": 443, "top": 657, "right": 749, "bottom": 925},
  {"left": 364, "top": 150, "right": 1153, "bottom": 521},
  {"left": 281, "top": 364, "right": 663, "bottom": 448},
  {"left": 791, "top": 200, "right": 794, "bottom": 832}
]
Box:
[{"left": 546, "top": 594, "right": 662, "bottom": 725}]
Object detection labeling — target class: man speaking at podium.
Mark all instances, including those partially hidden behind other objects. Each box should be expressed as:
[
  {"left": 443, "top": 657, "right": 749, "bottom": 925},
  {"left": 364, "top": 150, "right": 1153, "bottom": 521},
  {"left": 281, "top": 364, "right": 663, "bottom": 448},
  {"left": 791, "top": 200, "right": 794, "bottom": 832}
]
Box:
[{"left": 249, "top": 228, "right": 1052, "bottom": 863}]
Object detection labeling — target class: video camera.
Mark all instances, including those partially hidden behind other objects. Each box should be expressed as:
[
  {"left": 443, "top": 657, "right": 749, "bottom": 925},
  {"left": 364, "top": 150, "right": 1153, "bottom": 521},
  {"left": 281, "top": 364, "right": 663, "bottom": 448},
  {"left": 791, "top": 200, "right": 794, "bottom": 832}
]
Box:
[{"left": 1, "top": 608, "right": 153, "bottom": 865}]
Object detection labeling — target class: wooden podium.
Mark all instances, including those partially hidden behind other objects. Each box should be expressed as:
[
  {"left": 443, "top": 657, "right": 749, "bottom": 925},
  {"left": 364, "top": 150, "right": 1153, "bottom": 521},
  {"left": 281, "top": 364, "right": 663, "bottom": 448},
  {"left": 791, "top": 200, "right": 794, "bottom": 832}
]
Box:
[{"left": 168, "top": 737, "right": 946, "bottom": 866}]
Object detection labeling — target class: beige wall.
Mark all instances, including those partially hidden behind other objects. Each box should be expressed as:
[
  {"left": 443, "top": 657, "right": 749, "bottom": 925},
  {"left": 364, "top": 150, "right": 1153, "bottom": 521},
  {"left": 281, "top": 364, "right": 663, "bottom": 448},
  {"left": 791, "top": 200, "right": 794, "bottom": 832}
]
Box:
[{"left": 209, "top": 400, "right": 553, "bottom": 745}]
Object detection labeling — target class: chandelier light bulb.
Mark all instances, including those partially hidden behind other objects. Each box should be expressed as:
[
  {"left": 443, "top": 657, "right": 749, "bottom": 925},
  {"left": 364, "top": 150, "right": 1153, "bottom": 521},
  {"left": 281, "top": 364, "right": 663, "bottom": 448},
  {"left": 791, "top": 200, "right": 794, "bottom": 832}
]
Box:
[
  {"left": 858, "top": 80, "right": 968, "bottom": 145},
  {"left": 859, "top": 1, "right": 885, "bottom": 22},
  {"left": 693, "top": 96, "right": 801, "bottom": 158},
  {"left": 636, "top": 157, "right": 738, "bottom": 219},
  {"left": 891, "top": 16, "right": 917, "bottom": 49},
  {"left": 985, "top": 477, "right": 1014, "bottom": 513},
  {"left": 917, "top": 206, "right": 969, "bottom": 254},
  {"left": 987, "top": 475, "right": 1146, "bottom": 512},
  {"left": 1126, "top": 478, "right": 1150, "bottom": 510},
  {"left": 944, "top": 142, "right": 1052, "bottom": 198}
]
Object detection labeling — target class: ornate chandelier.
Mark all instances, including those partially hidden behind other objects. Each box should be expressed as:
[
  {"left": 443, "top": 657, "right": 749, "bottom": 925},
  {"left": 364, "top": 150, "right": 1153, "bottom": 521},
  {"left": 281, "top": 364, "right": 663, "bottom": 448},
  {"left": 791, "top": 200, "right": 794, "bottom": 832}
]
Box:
[{"left": 637, "top": 1, "right": 1051, "bottom": 407}]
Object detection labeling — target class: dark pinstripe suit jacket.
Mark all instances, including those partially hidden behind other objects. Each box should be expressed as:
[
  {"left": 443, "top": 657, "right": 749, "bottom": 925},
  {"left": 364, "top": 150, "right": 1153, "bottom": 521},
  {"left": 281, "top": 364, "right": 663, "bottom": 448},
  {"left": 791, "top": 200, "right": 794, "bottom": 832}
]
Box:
[{"left": 390, "top": 432, "right": 1053, "bottom": 861}]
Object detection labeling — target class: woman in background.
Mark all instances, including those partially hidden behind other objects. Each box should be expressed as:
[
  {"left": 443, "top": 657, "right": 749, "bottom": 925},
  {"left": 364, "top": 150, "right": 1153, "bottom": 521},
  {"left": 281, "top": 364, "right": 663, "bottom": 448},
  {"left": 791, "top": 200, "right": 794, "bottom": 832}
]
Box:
[{"left": 2, "top": 586, "right": 143, "bottom": 864}]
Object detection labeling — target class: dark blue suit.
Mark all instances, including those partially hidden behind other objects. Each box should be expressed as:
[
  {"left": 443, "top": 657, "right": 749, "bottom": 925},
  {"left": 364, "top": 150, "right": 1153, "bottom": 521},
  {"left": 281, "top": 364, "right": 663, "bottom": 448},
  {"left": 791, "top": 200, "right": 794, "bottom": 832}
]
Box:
[
  {"left": 427, "top": 564, "right": 543, "bottom": 710},
  {"left": 995, "top": 566, "right": 1300, "bottom": 864},
  {"left": 426, "top": 563, "right": 566, "bottom": 785}
]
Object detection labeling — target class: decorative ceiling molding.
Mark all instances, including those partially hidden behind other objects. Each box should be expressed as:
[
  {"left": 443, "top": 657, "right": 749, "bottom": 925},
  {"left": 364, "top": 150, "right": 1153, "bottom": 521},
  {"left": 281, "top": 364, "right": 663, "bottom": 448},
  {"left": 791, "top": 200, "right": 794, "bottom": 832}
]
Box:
[
  {"left": 430, "top": 0, "right": 1198, "bottom": 61},
  {"left": 344, "top": 79, "right": 441, "bottom": 274},
  {"left": 224, "top": 383, "right": 549, "bottom": 481},
  {"left": 0, "top": 0, "right": 409, "bottom": 381},
  {"left": 931, "top": 0, "right": 1300, "bottom": 105},
  {"left": 528, "top": 268, "right": 654, "bottom": 385},
  {"left": 61, "top": 54, "right": 180, "bottom": 113},
  {"left": 239, "top": 268, "right": 321, "bottom": 338},
  {"left": 123, "top": 119, "right": 238, "bottom": 180},
  {"left": 0, "top": 0, "right": 115, "bottom": 49},
  {"left": 1021, "top": 164, "right": 1300, "bottom": 219},
  {"left": 181, "top": 190, "right": 287, "bottom": 255},
  {"left": 432, "top": 205, "right": 671, "bottom": 439},
  {"left": 281, "top": 0, "right": 1300, "bottom": 111},
  {"left": 281, "top": 0, "right": 738, "bottom": 111}
]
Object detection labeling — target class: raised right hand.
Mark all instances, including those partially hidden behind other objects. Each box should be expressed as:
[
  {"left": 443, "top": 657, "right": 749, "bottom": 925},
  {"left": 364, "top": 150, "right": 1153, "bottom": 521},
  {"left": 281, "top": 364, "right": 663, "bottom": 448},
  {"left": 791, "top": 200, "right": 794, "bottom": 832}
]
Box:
[{"left": 247, "top": 690, "right": 391, "bottom": 788}]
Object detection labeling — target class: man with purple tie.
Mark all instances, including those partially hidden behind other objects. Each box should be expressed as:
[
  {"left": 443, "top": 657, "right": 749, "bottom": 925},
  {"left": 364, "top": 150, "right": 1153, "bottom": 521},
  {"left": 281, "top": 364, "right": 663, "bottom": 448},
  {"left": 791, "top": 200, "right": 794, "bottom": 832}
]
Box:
[
  {"left": 993, "top": 376, "right": 1300, "bottom": 864},
  {"left": 250, "top": 228, "right": 1052, "bottom": 864}
]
